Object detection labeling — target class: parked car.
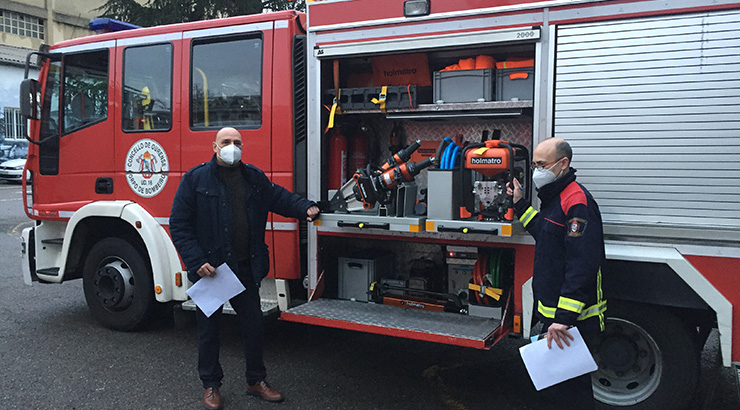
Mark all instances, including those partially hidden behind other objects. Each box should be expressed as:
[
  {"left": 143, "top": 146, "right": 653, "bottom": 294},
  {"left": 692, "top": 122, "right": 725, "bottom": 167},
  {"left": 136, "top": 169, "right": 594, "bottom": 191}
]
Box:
[{"left": 0, "top": 158, "right": 27, "bottom": 183}]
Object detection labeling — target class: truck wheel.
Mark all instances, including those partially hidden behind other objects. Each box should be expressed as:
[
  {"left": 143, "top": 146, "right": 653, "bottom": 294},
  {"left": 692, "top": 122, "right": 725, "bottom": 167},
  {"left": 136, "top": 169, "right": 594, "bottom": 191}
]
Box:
[
  {"left": 82, "top": 237, "right": 155, "bottom": 331},
  {"left": 591, "top": 301, "right": 699, "bottom": 410}
]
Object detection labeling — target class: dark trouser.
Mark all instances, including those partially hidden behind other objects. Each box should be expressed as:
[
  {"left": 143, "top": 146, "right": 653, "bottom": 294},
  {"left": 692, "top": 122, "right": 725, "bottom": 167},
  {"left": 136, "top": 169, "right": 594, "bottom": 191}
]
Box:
[
  {"left": 542, "top": 324, "right": 596, "bottom": 410},
  {"left": 196, "top": 265, "right": 266, "bottom": 389},
  {"left": 546, "top": 372, "right": 595, "bottom": 410}
]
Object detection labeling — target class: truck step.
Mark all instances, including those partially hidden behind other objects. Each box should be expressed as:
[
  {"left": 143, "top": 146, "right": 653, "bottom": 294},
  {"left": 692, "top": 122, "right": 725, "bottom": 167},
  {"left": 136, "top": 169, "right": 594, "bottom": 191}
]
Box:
[
  {"left": 41, "top": 238, "right": 64, "bottom": 245},
  {"left": 281, "top": 298, "right": 503, "bottom": 349},
  {"left": 36, "top": 267, "right": 60, "bottom": 276},
  {"left": 181, "top": 299, "right": 279, "bottom": 316}
]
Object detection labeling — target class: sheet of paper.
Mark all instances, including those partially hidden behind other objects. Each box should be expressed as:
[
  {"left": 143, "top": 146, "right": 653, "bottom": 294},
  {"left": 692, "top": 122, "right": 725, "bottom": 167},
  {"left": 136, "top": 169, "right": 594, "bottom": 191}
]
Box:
[
  {"left": 186, "top": 263, "right": 246, "bottom": 317},
  {"left": 519, "top": 327, "right": 598, "bottom": 391}
]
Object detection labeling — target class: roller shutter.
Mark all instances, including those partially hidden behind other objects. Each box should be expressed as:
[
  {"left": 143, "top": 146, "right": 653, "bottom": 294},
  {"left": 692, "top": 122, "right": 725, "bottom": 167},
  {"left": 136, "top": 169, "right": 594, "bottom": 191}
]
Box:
[{"left": 553, "top": 10, "right": 740, "bottom": 232}]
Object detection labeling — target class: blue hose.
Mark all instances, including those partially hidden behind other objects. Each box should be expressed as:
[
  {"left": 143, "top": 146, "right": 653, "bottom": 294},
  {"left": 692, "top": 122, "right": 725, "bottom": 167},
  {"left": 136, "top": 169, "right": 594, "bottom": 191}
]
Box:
[{"left": 442, "top": 142, "right": 459, "bottom": 169}]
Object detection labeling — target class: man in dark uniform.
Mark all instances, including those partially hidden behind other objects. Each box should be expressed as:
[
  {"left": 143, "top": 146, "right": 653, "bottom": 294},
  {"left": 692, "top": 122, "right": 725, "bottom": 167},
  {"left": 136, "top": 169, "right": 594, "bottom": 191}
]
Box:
[
  {"left": 508, "top": 137, "right": 606, "bottom": 410},
  {"left": 170, "top": 127, "right": 320, "bottom": 410}
]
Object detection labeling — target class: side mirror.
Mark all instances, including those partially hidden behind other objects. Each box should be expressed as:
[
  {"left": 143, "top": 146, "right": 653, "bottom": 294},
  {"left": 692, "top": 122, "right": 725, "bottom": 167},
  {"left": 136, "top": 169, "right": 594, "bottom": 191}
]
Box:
[{"left": 20, "top": 79, "right": 41, "bottom": 120}]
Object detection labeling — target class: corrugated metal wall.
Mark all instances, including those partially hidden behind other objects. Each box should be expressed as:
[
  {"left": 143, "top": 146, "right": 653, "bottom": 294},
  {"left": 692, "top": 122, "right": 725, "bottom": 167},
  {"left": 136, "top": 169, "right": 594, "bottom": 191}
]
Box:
[{"left": 553, "top": 10, "right": 740, "bottom": 231}]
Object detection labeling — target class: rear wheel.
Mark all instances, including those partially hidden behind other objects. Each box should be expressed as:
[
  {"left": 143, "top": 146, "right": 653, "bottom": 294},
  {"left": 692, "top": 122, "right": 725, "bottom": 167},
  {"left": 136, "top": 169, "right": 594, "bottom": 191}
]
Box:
[
  {"left": 82, "top": 237, "right": 155, "bottom": 331},
  {"left": 591, "top": 301, "right": 699, "bottom": 409}
]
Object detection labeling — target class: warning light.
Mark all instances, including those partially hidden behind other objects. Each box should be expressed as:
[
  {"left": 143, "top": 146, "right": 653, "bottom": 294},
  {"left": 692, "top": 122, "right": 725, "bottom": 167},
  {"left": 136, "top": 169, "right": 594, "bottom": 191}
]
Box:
[{"left": 154, "top": 285, "right": 162, "bottom": 294}]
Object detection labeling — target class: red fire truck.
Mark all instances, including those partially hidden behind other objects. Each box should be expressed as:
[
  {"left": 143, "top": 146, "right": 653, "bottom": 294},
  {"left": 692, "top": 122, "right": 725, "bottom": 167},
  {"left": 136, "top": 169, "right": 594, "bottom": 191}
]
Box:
[{"left": 19, "top": 1, "right": 740, "bottom": 408}]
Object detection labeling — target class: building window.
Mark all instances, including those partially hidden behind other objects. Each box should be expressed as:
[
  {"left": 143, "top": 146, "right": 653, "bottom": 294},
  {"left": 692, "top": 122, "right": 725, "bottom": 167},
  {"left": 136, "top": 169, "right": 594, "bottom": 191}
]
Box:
[
  {"left": 1, "top": 9, "right": 45, "bottom": 40},
  {"left": 3, "top": 107, "right": 27, "bottom": 140}
]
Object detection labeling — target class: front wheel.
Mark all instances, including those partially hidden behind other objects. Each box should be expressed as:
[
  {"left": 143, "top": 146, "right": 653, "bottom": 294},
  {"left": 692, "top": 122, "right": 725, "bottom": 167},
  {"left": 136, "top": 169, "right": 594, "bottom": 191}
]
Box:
[
  {"left": 82, "top": 237, "right": 155, "bottom": 331},
  {"left": 591, "top": 301, "right": 699, "bottom": 409}
]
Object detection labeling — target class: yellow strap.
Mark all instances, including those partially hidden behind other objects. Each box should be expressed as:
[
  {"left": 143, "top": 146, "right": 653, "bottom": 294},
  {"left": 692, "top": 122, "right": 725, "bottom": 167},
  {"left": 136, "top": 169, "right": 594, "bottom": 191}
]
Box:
[
  {"left": 474, "top": 147, "right": 489, "bottom": 155},
  {"left": 371, "top": 85, "right": 388, "bottom": 113},
  {"left": 327, "top": 94, "right": 339, "bottom": 129},
  {"left": 468, "top": 283, "right": 502, "bottom": 301}
]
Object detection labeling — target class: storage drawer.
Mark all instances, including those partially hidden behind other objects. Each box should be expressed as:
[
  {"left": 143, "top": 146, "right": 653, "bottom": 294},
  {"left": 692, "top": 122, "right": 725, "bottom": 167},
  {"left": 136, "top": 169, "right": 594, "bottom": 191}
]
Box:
[
  {"left": 496, "top": 67, "right": 534, "bottom": 101},
  {"left": 338, "top": 255, "right": 393, "bottom": 302},
  {"left": 433, "top": 68, "right": 494, "bottom": 103}
]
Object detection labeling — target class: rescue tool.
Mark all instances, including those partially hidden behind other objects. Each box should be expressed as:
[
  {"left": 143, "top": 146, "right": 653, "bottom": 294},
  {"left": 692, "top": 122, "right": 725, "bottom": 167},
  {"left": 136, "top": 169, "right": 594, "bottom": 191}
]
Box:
[
  {"left": 368, "top": 281, "right": 466, "bottom": 314},
  {"left": 329, "top": 140, "right": 434, "bottom": 212}
]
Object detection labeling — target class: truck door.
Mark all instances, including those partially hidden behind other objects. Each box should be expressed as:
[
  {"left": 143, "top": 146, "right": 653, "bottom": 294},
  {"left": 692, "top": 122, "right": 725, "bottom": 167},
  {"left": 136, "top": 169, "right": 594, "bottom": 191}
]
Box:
[
  {"left": 34, "top": 46, "right": 115, "bottom": 210},
  {"left": 115, "top": 36, "right": 181, "bottom": 219},
  {"left": 179, "top": 22, "right": 275, "bottom": 270}
]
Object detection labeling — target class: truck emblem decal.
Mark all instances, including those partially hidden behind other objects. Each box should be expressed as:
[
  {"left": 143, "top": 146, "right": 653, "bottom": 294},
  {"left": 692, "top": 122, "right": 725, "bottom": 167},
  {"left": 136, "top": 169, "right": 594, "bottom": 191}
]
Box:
[{"left": 125, "top": 139, "right": 169, "bottom": 198}]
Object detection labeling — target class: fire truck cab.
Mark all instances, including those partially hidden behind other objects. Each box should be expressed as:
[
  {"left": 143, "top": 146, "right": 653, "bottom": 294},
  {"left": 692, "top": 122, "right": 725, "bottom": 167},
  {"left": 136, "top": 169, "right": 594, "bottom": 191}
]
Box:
[{"left": 19, "top": 11, "right": 309, "bottom": 328}]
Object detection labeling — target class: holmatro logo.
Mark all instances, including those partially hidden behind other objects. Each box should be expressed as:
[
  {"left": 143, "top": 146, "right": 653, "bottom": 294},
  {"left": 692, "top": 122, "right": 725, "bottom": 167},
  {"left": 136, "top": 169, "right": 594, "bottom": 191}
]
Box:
[
  {"left": 125, "top": 139, "right": 169, "bottom": 198},
  {"left": 470, "top": 157, "right": 503, "bottom": 165}
]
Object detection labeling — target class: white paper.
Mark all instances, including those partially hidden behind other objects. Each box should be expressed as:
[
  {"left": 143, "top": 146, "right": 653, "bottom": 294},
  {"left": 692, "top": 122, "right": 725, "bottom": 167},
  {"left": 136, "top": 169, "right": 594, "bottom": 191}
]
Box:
[
  {"left": 519, "top": 327, "right": 598, "bottom": 391},
  {"left": 186, "top": 263, "right": 246, "bottom": 317}
]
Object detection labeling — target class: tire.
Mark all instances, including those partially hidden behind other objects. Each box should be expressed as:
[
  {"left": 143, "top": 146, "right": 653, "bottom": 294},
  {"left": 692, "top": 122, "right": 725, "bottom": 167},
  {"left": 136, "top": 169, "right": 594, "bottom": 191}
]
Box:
[
  {"left": 82, "top": 237, "right": 155, "bottom": 331},
  {"left": 591, "top": 301, "right": 699, "bottom": 410}
]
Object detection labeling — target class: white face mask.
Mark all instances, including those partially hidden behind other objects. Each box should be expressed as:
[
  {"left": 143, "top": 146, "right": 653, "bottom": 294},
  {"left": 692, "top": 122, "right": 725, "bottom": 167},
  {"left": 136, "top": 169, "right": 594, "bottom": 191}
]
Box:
[
  {"left": 532, "top": 158, "right": 563, "bottom": 189},
  {"left": 218, "top": 144, "right": 242, "bottom": 166}
]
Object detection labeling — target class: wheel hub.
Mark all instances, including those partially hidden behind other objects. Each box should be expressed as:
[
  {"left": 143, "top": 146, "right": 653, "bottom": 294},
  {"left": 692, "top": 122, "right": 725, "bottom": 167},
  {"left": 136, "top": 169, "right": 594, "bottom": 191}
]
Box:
[
  {"left": 592, "top": 318, "right": 662, "bottom": 406},
  {"left": 599, "top": 333, "right": 638, "bottom": 373},
  {"left": 94, "top": 260, "right": 135, "bottom": 311}
]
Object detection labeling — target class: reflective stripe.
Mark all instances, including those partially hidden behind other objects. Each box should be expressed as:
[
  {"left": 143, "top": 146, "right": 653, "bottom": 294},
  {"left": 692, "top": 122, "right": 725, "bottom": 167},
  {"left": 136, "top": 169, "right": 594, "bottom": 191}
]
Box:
[
  {"left": 538, "top": 299, "right": 607, "bottom": 321},
  {"left": 578, "top": 300, "right": 607, "bottom": 320},
  {"left": 558, "top": 296, "right": 586, "bottom": 314},
  {"left": 520, "top": 206, "right": 537, "bottom": 227},
  {"left": 538, "top": 300, "right": 556, "bottom": 318}
]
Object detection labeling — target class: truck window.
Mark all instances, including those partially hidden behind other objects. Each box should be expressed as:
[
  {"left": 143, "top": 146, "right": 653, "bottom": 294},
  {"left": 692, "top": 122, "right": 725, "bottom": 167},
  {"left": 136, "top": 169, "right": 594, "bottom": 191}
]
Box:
[
  {"left": 122, "top": 43, "right": 173, "bottom": 132},
  {"left": 190, "top": 35, "right": 262, "bottom": 129},
  {"left": 62, "top": 50, "right": 109, "bottom": 134},
  {"left": 39, "top": 60, "right": 61, "bottom": 175}
]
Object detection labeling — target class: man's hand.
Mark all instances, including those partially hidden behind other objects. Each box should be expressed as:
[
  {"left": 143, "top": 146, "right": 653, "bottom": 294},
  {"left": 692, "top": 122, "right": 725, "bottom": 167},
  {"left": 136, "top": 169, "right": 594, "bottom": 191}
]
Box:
[
  {"left": 306, "top": 205, "right": 320, "bottom": 222},
  {"left": 506, "top": 178, "right": 523, "bottom": 204},
  {"left": 197, "top": 262, "right": 217, "bottom": 278},
  {"left": 546, "top": 323, "right": 574, "bottom": 349}
]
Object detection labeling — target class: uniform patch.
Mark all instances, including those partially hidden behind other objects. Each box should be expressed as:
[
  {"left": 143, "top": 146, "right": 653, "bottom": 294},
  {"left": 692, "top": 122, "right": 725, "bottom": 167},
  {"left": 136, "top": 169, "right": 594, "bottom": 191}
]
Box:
[{"left": 567, "top": 218, "right": 587, "bottom": 237}]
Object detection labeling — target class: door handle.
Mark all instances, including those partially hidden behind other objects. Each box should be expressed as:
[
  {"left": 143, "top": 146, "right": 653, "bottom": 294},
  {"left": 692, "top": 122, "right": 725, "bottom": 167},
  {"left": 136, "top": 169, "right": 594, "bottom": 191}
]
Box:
[{"left": 95, "top": 177, "right": 113, "bottom": 194}]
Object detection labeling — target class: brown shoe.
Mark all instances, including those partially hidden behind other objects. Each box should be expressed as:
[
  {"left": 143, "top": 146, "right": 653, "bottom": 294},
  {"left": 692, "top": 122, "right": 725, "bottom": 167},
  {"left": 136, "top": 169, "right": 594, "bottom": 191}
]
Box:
[
  {"left": 203, "top": 387, "right": 223, "bottom": 410},
  {"left": 246, "top": 380, "right": 284, "bottom": 403}
]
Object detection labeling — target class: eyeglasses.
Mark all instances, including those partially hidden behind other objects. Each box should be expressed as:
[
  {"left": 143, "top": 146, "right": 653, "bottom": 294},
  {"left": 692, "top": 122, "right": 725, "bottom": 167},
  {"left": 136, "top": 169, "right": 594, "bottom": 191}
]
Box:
[{"left": 531, "top": 157, "right": 564, "bottom": 170}]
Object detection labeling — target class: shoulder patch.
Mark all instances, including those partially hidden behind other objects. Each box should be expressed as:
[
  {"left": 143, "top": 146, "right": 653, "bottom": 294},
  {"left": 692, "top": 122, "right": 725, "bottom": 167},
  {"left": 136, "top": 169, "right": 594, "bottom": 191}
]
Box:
[
  {"left": 567, "top": 217, "right": 587, "bottom": 237},
  {"left": 560, "top": 182, "right": 587, "bottom": 215}
]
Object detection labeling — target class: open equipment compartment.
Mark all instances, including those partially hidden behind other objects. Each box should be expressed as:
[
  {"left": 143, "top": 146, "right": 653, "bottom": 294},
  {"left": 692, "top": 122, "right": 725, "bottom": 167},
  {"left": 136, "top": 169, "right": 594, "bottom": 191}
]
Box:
[
  {"left": 284, "top": 20, "right": 542, "bottom": 350},
  {"left": 282, "top": 234, "right": 518, "bottom": 349}
]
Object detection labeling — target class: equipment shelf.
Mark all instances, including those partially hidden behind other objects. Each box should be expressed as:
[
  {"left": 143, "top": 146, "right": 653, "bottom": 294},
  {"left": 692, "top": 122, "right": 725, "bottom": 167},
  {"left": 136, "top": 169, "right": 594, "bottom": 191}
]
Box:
[
  {"left": 425, "top": 219, "right": 521, "bottom": 237},
  {"left": 336, "top": 100, "right": 533, "bottom": 118},
  {"left": 281, "top": 298, "right": 505, "bottom": 349},
  {"left": 315, "top": 213, "right": 426, "bottom": 233}
]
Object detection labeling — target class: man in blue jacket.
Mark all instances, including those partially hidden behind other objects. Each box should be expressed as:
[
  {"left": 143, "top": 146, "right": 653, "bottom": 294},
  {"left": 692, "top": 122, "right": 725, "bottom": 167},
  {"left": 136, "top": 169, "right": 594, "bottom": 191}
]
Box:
[
  {"left": 170, "top": 127, "right": 319, "bottom": 410},
  {"left": 508, "top": 137, "right": 605, "bottom": 410}
]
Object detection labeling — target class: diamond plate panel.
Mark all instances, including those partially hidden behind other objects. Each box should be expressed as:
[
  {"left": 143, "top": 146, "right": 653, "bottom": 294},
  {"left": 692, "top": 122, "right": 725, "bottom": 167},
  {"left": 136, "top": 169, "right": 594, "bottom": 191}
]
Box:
[{"left": 286, "top": 298, "right": 500, "bottom": 341}]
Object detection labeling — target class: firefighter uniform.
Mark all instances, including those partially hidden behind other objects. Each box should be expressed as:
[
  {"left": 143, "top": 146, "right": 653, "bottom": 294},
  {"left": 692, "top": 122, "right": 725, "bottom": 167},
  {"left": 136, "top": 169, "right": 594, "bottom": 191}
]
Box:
[{"left": 514, "top": 168, "right": 606, "bottom": 334}]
